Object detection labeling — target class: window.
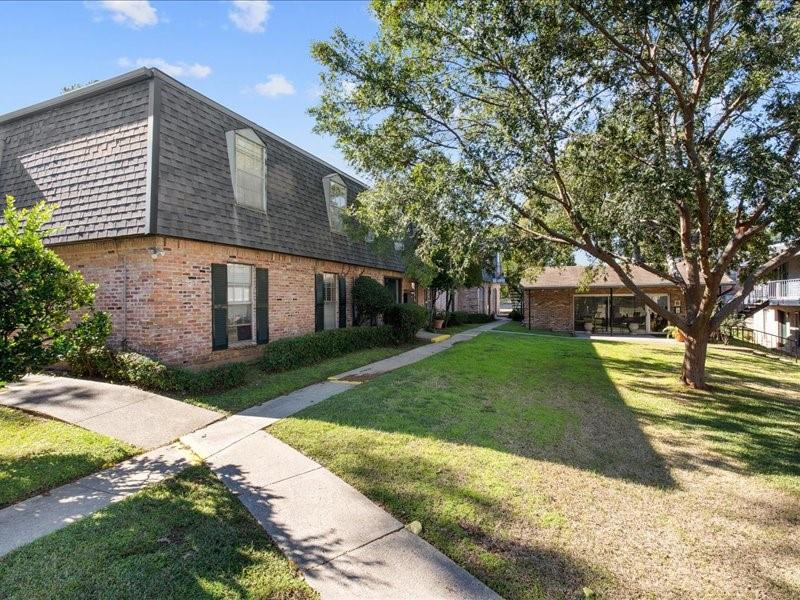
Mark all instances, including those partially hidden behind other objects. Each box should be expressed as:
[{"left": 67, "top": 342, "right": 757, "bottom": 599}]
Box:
[
  {"left": 227, "top": 264, "right": 253, "bottom": 343},
  {"left": 384, "top": 277, "right": 402, "bottom": 303},
  {"left": 324, "top": 175, "right": 347, "bottom": 233},
  {"left": 227, "top": 129, "right": 266, "bottom": 210}
]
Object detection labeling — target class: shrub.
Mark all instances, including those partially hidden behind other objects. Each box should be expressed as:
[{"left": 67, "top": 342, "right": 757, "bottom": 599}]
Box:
[
  {"left": 446, "top": 311, "right": 495, "bottom": 326},
  {"left": 262, "top": 325, "right": 396, "bottom": 372},
  {"left": 352, "top": 276, "right": 394, "bottom": 325},
  {"left": 0, "top": 197, "right": 99, "bottom": 381},
  {"left": 508, "top": 308, "right": 523, "bottom": 321},
  {"left": 113, "top": 352, "right": 169, "bottom": 390},
  {"left": 65, "top": 312, "right": 114, "bottom": 378},
  {"left": 385, "top": 303, "right": 428, "bottom": 342},
  {"left": 68, "top": 344, "right": 250, "bottom": 396}
]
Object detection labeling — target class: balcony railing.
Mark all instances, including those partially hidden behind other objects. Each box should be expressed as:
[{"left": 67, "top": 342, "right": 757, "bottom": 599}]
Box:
[
  {"left": 746, "top": 278, "right": 800, "bottom": 304},
  {"left": 727, "top": 326, "right": 798, "bottom": 362}
]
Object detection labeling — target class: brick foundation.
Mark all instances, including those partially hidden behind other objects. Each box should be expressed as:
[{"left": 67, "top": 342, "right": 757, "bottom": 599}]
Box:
[{"left": 55, "top": 235, "right": 414, "bottom": 366}]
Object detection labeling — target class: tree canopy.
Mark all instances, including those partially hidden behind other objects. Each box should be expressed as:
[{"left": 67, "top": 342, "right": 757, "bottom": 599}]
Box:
[{"left": 311, "top": 0, "right": 800, "bottom": 388}]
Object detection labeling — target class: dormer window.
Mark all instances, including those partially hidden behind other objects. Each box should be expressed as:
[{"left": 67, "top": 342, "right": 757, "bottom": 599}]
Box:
[
  {"left": 323, "top": 174, "right": 347, "bottom": 234},
  {"left": 226, "top": 129, "right": 266, "bottom": 211}
]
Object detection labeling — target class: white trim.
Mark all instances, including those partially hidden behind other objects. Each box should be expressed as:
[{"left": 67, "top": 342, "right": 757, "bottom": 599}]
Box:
[
  {"left": 322, "top": 173, "right": 347, "bottom": 234},
  {"left": 226, "top": 129, "right": 267, "bottom": 212}
]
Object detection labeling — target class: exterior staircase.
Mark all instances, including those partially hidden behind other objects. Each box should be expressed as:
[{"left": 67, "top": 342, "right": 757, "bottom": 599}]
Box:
[{"left": 737, "top": 299, "right": 769, "bottom": 318}]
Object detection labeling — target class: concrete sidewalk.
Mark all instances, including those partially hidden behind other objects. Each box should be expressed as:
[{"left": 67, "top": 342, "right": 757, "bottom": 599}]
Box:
[
  {"left": 0, "top": 374, "right": 222, "bottom": 449},
  {"left": 202, "top": 431, "right": 500, "bottom": 599},
  {"left": 182, "top": 319, "right": 505, "bottom": 599},
  {"left": 0, "top": 443, "right": 192, "bottom": 556},
  {"left": 3, "top": 321, "right": 504, "bottom": 597}
]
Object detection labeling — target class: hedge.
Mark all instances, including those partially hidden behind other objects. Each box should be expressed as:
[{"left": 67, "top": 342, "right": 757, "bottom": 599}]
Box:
[
  {"left": 385, "top": 303, "right": 428, "bottom": 343},
  {"left": 446, "top": 311, "right": 496, "bottom": 326},
  {"left": 261, "top": 325, "right": 397, "bottom": 372},
  {"left": 67, "top": 348, "right": 249, "bottom": 395}
]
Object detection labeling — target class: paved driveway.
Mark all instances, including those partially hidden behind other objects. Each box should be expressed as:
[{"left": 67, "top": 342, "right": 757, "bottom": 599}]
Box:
[{"left": 1, "top": 374, "right": 222, "bottom": 449}]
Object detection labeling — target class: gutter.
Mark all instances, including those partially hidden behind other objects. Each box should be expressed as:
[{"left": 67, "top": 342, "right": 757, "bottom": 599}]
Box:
[{"left": 0, "top": 68, "right": 154, "bottom": 126}]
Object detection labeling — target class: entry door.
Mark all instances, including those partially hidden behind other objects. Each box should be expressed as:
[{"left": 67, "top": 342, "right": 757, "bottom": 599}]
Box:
[{"left": 323, "top": 273, "right": 337, "bottom": 330}]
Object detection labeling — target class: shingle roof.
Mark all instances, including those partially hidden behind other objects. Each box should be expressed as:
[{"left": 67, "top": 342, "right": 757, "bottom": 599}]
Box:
[
  {"left": 521, "top": 264, "right": 733, "bottom": 289},
  {"left": 0, "top": 68, "right": 404, "bottom": 272}
]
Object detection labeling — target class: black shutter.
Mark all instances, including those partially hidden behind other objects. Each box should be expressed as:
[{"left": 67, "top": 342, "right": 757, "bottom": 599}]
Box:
[
  {"left": 256, "top": 268, "right": 269, "bottom": 345},
  {"left": 211, "top": 264, "right": 228, "bottom": 350},
  {"left": 315, "top": 273, "right": 324, "bottom": 332},
  {"left": 352, "top": 277, "right": 360, "bottom": 326},
  {"left": 338, "top": 275, "right": 347, "bottom": 328}
]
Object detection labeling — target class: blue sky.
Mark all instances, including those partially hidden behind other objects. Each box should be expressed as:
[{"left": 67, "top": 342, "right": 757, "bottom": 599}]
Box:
[{"left": 0, "top": 0, "right": 377, "bottom": 175}]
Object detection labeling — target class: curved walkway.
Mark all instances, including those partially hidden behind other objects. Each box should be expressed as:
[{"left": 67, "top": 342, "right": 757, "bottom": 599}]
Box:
[
  {"left": 1, "top": 321, "right": 505, "bottom": 598},
  {"left": 0, "top": 374, "right": 222, "bottom": 449}
]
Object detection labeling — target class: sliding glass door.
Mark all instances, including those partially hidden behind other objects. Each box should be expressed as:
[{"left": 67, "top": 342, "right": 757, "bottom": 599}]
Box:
[
  {"left": 574, "top": 293, "right": 670, "bottom": 334},
  {"left": 574, "top": 296, "right": 609, "bottom": 333}
]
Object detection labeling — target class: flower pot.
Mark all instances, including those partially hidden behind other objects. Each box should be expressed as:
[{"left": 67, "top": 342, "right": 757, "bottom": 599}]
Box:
[
  {"left": 433, "top": 319, "right": 445, "bottom": 329},
  {"left": 628, "top": 322, "right": 640, "bottom": 333},
  {"left": 583, "top": 321, "right": 594, "bottom": 332}
]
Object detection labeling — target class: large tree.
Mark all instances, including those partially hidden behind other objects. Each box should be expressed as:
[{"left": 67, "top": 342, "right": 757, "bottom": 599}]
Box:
[{"left": 311, "top": 0, "right": 800, "bottom": 388}]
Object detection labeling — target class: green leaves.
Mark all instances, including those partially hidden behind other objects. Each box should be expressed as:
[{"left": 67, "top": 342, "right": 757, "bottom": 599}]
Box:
[{"left": 0, "top": 196, "right": 103, "bottom": 381}]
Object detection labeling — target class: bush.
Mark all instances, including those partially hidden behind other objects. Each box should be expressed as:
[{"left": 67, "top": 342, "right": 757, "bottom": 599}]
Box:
[
  {"left": 262, "top": 325, "right": 396, "bottom": 372},
  {"left": 352, "top": 276, "right": 394, "bottom": 325},
  {"left": 68, "top": 343, "right": 250, "bottom": 396},
  {"left": 446, "top": 311, "right": 495, "bottom": 326},
  {"left": 508, "top": 308, "right": 523, "bottom": 321},
  {"left": 65, "top": 312, "right": 114, "bottom": 378},
  {"left": 0, "top": 197, "right": 99, "bottom": 381},
  {"left": 385, "top": 303, "right": 428, "bottom": 343}
]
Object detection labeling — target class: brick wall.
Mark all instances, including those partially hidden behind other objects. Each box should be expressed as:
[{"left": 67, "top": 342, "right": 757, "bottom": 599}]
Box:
[
  {"left": 55, "top": 235, "right": 414, "bottom": 366},
  {"left": 522, "top": 286, "right": 683, "bottom": 331},
  {"left": 456, "top": 284, "right": 502, "bottom": 314}
]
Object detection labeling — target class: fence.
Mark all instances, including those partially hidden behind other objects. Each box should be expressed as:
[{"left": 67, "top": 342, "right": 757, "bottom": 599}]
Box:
[{"left": 727, "top": 326, "right": 798, "bottom": 362}]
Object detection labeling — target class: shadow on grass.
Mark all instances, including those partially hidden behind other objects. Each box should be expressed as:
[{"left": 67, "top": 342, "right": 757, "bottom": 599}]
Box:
[
  {"left": 281, "top": 335, "right": 675, "bottom": 490},
  {"left": 0, "top": 466, "right": 315, "bottom": 600},
  {"left": 594, "top": 344, "right": 800, "bottom": 484}
]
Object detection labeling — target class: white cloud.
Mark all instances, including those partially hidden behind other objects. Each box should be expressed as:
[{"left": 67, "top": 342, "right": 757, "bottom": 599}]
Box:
[
  {"left": 118, "top": 57, "right": 212, "bottom": 79},
  {"left": 254, "top": 74, "right": 295, "bottom": 98},
  {"left": 229, "top": 0, "right": 271, "bottom": 34},
  {"left": 93, "top": 0, "right": 158, "bottom": 28}
]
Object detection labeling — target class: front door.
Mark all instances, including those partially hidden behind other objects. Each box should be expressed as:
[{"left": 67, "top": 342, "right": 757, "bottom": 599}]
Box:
[{"left": 323, "top": 273, "right": 337, "bottom": 330}]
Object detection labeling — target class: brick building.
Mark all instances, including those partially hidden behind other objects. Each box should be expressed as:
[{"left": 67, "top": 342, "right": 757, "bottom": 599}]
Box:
[
  {"left": 521, "top": 265, "right": 731, "bottom": 335},
  {"left": 0, "top": 68, "right": 415, "bottom": 365}
]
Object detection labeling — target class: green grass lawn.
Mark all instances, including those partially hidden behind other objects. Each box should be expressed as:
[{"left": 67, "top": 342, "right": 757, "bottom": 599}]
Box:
[
  {"left": 270, "top": 333, "right": 800, "bottom": 599},
  {"left": 182, "top": 344, "right": 421, "bottom": 413},
  {"left": 0, "top": 406, "right": 137, "bottom": 508},
  {"left": 0, "top": 465, "right": 317, "bottom": 600},
  {"left": 495, "top": 321, "right": 574, "bottom": 336}
]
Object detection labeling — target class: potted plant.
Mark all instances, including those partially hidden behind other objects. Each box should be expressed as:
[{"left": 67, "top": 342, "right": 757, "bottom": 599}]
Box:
[
  {"left": 628, "top": 318, "right": 640, "bottom": 333},
  {"left": 583, "top": 317, "right": 594, "bottom": 332},
  {"left": 432, "top": 311, "right": 445, "bottom": 330},
  {"left": 663, "top": 325, "right": 686, "bottom": 342}
]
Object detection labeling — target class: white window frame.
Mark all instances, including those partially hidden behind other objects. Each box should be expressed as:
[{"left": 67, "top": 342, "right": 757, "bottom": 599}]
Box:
[
  {"left": 227, "top": 263, "right": 255, "bottom": 345},
  {"left": 323, "top": 173, "right": 348, "bottom": 234},
  {"left": 226, "top": 128, "right": 267, "bottom": 211}
]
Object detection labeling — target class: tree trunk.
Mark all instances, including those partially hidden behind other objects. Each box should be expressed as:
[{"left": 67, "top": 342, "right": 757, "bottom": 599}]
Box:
[{"left": 680, "top": 328, "right": 711, "bottom": 389}]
